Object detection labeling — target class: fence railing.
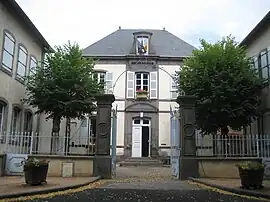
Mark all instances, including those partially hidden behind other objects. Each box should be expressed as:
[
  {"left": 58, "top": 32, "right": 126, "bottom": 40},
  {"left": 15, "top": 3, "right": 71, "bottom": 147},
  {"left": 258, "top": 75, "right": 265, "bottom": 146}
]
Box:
[
  {"left": 0, "top": 131, "right": 96, "bottom": 156},
  {"left": 196, "top": 133, "right": 270, "bottom": 158}
]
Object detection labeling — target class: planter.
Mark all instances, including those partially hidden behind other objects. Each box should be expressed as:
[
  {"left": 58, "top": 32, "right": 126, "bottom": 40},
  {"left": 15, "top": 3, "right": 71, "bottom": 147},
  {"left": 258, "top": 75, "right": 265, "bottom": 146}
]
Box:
[
  {"left": 136, "top": 93, "right": 148, "bottom": 99},
  {"left": 24, "top": 164, "right": 49, "bottom": 186},
  {"left": 238, "top": 167, "right": 264, "bottom": 189}
]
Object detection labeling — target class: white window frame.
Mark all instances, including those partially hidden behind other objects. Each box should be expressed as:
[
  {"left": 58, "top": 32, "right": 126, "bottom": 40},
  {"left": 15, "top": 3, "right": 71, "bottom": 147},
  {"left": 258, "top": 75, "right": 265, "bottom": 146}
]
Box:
[
  {"left": 135, "top": 72, "right": 149, "bottom": 91},
  {"left": 136, "top": 36, "right": 149, "bottom": 55},
  {"left": 29, "top": 56, "right": 37, "bottom": 76},
  {"left": 17, "top": 45, "right": 28, "bottom": 79},
  {"left": 2, "top": 31, "right": 15, "bottom": 71}
]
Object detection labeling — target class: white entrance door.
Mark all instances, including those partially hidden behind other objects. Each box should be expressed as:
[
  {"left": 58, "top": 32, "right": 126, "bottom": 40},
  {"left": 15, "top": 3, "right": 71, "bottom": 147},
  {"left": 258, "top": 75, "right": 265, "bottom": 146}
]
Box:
[{"left": 132, "top": 126, "right": 142, "bottom": 157}]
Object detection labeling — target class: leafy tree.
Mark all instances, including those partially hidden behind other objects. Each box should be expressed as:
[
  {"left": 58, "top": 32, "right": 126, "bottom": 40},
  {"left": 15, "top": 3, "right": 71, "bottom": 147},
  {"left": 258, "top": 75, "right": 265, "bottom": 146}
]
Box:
[
  {"left": 177, "top": 36, "right": 264, "bottom": 136},
  {"left": 24, "top": 42, "right": 103, "bottom": 135}
]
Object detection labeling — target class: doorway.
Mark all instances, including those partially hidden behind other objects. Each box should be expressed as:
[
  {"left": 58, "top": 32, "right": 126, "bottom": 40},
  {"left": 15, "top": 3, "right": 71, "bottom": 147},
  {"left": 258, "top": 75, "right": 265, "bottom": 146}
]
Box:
[{"left": 132, "top": 119, "right": 151, "bottom": 158}]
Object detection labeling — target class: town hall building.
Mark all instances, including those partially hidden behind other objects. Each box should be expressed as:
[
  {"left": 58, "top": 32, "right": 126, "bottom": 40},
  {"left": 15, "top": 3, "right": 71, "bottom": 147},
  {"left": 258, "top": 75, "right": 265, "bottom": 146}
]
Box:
[{"left": 82, "top": 27, "right": 196, "bottom": 158}]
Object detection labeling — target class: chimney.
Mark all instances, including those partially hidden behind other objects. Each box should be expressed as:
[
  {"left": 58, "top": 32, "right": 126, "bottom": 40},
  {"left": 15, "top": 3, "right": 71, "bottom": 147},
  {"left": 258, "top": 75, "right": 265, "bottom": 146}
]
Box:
[
  {"left": 119, "top": 26, "right": 121, "bottom": 30},
  {"left": 163, "top": 27, "right": 166, "bottom": 31}
]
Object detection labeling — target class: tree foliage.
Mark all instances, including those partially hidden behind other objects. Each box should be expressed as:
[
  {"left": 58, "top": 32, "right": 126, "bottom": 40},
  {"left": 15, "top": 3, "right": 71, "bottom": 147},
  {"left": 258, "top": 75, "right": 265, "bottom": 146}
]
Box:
[
  {"left": 177, "top": 36, "right": 264, "bottom": 135},
  {"left": 24, "top": 42, "right": 103, "bottom": 133}
]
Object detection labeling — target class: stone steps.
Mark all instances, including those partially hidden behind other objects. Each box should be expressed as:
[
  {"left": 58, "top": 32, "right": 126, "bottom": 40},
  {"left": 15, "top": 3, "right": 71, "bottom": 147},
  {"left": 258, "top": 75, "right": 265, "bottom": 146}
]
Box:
[{"left": 118, "top": 157, "right": 164, "bottom": 167}]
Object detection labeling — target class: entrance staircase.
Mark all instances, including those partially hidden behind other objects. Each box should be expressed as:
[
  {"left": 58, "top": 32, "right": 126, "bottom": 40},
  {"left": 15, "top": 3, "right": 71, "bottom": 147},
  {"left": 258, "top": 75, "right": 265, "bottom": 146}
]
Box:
[{"left": 118, "top": 157, "right": 164, "bottom": 167}]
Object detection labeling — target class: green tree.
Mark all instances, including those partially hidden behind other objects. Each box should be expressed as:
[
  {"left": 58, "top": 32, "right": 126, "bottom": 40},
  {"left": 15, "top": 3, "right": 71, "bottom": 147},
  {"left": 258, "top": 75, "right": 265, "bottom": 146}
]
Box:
[
  {"left": 177, "top": 36, "right": 263, "bottom": 136},
  {"left": 24, "top": 42, "right": 103, "bottom": 135}
]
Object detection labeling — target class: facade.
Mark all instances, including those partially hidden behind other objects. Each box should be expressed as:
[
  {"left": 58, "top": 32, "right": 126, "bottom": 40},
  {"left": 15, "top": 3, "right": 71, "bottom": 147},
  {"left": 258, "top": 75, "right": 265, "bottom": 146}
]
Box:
[
  {"left": 240, "top": 11, "right": 270, "bottom": 135},
  {"left": 0, "top": 0, "right": 50, "bottom": 153},
  {"left": 82, "top": 28, "right": 196, "bottom": 158}
]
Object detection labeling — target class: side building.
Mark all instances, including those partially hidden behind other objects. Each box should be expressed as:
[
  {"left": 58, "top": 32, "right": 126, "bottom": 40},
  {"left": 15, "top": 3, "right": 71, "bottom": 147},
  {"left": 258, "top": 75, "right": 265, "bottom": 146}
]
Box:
[{"left": 0, "top": 0, "right": 50, "bottom": 153}]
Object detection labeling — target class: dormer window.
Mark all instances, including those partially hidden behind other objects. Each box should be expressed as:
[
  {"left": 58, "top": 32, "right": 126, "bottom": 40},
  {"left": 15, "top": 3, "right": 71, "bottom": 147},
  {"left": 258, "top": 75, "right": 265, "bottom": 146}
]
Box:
[
  {"left": 136, "top": 36, "right": 149, "bottom": 55},
  {"left": 133, "top": 31, "right": 152, "bottom": 56}
]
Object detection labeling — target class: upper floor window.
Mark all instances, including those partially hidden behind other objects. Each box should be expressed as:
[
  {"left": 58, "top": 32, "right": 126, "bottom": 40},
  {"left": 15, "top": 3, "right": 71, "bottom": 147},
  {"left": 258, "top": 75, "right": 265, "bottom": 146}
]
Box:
[
  {"left": 2, "top": 31, "right": 15, "bottom": 71},
  {"left": 93, "top": 71, "right": 113, "bottom": 93},
  {"left": 136, "top": 72, "right": 149, "bottom": 91},
  {"left": 17, "top": 45, "right": 28, "bottom": 79},
  {"left": 94, "top": 71, "right": 106, "bottom": 85},
  {"left": 171, "top": 75, "right": 178, "bottom": 99},
  {"left": 252, "top": 48, "right": 270, "bottom": 82},
  {"left": 29, "top": 56, "right": 37, "bottom": 76},
  {"left": 127, "top": 71, "right": 157, "bottom": 99},
  {"left": 136, "top": 36, "right": 149, "bottom": 55}
]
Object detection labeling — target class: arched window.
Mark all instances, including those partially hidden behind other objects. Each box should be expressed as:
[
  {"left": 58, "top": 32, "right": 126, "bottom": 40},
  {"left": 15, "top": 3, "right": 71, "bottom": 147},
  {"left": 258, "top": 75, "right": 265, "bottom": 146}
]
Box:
[
  {"left": 24, "top": 111, "right": 33, "bottom": 133},
  {"left": 0, "top": 100, "right": 7, "bottom": 138},
  {"left": 16, "top": 44, "right": 28, "bottom": 79},
  {"left": 1, "top": 30, "right": 16, "bottom": 71}
]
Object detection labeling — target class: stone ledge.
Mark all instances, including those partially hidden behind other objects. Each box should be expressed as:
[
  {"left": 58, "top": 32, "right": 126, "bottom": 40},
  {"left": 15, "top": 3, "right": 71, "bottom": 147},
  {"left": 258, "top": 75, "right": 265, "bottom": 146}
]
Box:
[
  {"left": 29, "top": 155, "right": 95, "bottom": 160},
  {"left": 189, "top": 177, "right": 270, "bottom": 200}
]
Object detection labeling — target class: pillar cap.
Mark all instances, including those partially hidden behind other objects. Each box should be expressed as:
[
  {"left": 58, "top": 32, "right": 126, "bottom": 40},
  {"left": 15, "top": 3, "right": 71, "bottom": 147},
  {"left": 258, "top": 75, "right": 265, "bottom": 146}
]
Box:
[
  {"left": 176, "top": 95, "right": 197, "bottom": 105},
  {"left": 95, "top": 94, "right": 115, "bottom": 104}
]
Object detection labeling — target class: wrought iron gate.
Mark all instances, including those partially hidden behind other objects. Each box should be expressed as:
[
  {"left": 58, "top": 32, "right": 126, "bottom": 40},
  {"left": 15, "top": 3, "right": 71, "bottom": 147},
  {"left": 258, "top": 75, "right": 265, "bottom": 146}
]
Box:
[
  {"left": 111, "top": 107, "right": 117, "bottom": 178},
  {"left": 170, "top": 106, "right": 180, "bottom": 179}
]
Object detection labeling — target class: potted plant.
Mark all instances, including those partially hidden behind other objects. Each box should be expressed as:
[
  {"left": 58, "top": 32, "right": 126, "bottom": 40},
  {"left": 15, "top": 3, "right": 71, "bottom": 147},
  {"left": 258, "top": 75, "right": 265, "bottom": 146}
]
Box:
[
  {"left": 236, "top": 161, "right": 265, "bottom": 189},
  {"left": 136, "top": 89, "right": 148, "bottom": 99},
  {"left": 23, "top": 157, "right": 49, "bottom": 186}
]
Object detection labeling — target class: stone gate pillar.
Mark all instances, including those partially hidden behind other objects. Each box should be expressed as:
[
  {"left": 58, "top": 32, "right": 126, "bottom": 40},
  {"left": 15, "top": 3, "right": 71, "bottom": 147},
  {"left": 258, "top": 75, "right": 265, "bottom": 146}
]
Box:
[
  {"left": 94, "top": 94, "right": 115, "bottom": 179},
  {"left": 177, "top": 95, "right": 199, "bottom": 180}
]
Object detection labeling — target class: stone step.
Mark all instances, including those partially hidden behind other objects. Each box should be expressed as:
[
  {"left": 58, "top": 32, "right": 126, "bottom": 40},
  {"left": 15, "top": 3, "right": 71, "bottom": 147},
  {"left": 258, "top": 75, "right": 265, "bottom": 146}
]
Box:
[{"left": 118, "top": 158, "right": 163, "bottom": 167}]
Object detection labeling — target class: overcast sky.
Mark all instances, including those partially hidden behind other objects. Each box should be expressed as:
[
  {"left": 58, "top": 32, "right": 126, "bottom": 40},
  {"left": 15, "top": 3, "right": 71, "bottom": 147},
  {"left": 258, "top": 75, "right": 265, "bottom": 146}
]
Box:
[{"left": 16, "top": 0, "right": 270, "bottom": 49}]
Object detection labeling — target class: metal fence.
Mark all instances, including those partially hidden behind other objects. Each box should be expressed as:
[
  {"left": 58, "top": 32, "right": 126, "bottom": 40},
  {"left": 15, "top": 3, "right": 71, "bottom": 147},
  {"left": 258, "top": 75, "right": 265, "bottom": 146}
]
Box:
[
  {"left": 196, "top": 133, "right": 270, "bottom": 158},
  {"left": 0, "top": 131, "right": 96, "bottom": 156}
]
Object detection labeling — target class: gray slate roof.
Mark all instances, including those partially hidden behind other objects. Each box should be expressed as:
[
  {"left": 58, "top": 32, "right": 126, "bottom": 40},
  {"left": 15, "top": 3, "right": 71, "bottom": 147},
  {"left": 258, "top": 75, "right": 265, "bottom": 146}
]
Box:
[{"left": 83, "top": 29, "right": 196, "bottom": 58}]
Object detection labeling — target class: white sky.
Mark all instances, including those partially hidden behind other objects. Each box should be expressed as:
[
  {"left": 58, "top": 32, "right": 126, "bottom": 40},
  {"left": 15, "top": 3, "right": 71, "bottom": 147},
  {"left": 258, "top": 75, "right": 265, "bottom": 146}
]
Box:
[{"left": 16, "top": 0, "right": 270, "bottom": 48}]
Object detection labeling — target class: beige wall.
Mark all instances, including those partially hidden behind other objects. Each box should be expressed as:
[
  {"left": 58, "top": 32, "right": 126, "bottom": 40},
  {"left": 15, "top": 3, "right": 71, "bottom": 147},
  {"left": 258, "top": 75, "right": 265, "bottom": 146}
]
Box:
[
  {"left": 0, "top": 1, "right": 44, "bottom": 146},
  {"left": 30, "top": 155, "right": 94, "bottom": 177},
  {"left": 198, "top": 158, "right": 261, "bottom": 178}
]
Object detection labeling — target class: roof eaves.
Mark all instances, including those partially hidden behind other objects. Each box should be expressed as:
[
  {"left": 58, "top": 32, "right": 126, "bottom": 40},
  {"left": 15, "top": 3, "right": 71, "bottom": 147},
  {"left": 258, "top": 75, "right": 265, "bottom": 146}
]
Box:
[
  {"left": 3, "top": 0, "right": 52, "bottom": 51},
  {"left": 240, "top": 11, "right": 270, "bottom": 46}
]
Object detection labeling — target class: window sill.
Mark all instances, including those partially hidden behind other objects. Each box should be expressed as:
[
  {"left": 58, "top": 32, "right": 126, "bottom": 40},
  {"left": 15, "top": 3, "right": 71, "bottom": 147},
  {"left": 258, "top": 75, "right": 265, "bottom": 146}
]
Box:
[
  {"left": 0, "top": 66, "right": 12, "bottom": 77},
  {"left": 15, "top": 76, "right": 26, "bottom": 85}
]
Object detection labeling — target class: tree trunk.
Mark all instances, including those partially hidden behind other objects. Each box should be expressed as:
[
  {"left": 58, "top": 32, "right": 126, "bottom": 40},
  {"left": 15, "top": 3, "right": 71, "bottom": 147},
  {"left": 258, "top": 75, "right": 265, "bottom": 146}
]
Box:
[
  {"left": 221, "top": 126, "right": 229, "bottom": 156},
  {"left": 50, "top": 116, "right": 61, "bottom": 154}
]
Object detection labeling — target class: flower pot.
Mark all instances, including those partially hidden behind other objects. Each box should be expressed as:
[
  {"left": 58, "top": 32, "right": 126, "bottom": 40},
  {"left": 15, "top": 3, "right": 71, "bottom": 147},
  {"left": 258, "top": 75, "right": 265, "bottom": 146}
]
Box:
[
  {"left": 24, "top": 164, "right": 49, "bottom": 186},
  {"left": 238, "top": 167, "right": 264, "bottom": 189}
]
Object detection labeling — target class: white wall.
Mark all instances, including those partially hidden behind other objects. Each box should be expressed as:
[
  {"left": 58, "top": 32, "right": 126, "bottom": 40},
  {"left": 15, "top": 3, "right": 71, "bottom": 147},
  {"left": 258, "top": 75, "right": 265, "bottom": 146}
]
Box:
[
  {"left": 94, "top": 64, "right": 126, "bottom": 100},
  {"left": 158, "top": 65, "right": 180, "bottom": 100},
  {"left": 245, "top": 26, "right": 270, "bottom": 57},
  {"left": 159, "top": 101, "right": 178, "bottom": 148}
]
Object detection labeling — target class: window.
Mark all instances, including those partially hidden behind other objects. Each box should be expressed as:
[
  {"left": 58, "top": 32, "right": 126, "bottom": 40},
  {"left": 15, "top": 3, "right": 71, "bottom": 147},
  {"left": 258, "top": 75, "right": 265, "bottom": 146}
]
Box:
[
  {"left": 89, "top": 117, "right": 96, "bottom": 144},
  {"left": 29, "top": 56, "right": 37, "bottom": 75},
  {"left": 94, "top": 72, "right": 106, "bottom": 85},
  {"left": 252, "top": 48, "right": 270, "bottom": 82},
  {"left": 136, "top": 36, "right": 149, "bottom": 55},
  {"left": 136, "top": 72, "right": 149, "bottom": 91},
  {"left": 1, "top": 31, "right": 15, "bottom": 71},
  {"left": 0, "top": 101, "right": 7, "bottom": 140},
  {"left": 24, "top": 111, "right": 33, "bottom": 133},
  {"left": 17, "top": 45, "right": 28, "bottom": 79},
  {"left": 171, "top": 74, "right": 178, "bottom": 99},
  {"left": 11, "top": 106, "right": 21, "bottom": 135}
]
